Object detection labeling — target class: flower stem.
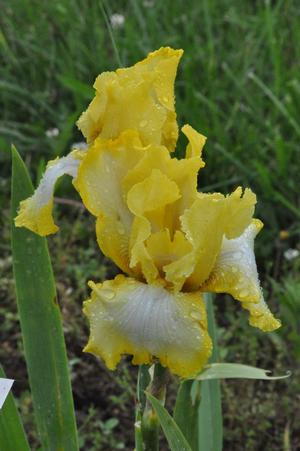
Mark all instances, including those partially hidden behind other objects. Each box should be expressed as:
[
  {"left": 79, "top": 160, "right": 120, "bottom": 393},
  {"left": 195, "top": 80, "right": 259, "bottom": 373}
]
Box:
[{"left": 140, "top": 363, "right": 170, "bottom": 451}]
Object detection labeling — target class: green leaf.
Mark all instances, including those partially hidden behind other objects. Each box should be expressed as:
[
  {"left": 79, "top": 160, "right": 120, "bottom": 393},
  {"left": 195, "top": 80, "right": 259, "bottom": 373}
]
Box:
[
  {"left": 11, "top": 147, "right": 78, "bottom": 451},
  {"left": 146, "top": 393, "right": 192, "bottom": 451},
  {"left": 173, "top": 380, "right": 200, "bottom": 450},
  {"left": 0, "top": 365, "right": 30, "bottom": 451},
  {"left": 198, "top": 293, "right": 223, "bottom": 451},
  {"left": 196, "top": 363, "right": 291, "bottom": 380}
]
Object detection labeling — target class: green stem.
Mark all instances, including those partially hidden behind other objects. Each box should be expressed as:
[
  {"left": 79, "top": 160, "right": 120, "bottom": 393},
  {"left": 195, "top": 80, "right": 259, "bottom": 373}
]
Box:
[{"left": 141, "top": 363, "right": 170, "bottom": 451}]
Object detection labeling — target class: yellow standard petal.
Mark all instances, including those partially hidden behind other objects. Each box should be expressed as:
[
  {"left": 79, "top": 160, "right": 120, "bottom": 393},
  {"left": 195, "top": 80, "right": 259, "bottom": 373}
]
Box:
[
  {"left": 123, "top": 142, "right": 203, "bottom": 235},
  {"left": 14, "top": 149, "right": 85, "bottom": 236},
  {"left": 77, "top": 47, "right": 183, "bottom": 151},
  {"left": 203, "top": 219, "right": 281, "bottom": 332},
  {"left": 127, "top": 168, "right": 181, "bottom": 283},
  {"left": 83, "top": 275, "right": 212, "bottom": 378},
  {"left": 74, "top": 130, "right": 145, "bottom": 273}
]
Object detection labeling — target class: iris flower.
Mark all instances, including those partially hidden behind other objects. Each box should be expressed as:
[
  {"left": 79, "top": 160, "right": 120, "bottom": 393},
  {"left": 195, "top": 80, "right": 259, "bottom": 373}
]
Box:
[{"left": 15, "top": 48, "right": 280, "bottom": 378}]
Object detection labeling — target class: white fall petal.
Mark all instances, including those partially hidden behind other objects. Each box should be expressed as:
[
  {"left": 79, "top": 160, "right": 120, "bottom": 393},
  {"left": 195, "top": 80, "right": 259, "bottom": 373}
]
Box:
[
  {"left": 203, "top": 219, "right": 280, "bottom": 332},
  {"left": 83, "top": 275, "right": 212, "bottom": 378},
  {"left": 15, "top": 149, "right": 85, "bottom": 236}
]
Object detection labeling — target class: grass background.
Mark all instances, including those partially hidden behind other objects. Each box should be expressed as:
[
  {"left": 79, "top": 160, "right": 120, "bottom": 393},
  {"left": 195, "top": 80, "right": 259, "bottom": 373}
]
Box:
[{"left": 1, "top": 0, "right": 300, "bottom": 449}]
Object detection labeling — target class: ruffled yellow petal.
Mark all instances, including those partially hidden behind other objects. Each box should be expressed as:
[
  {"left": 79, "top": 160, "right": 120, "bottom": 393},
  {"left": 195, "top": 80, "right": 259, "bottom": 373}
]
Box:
[
  {"left": 203, "top": 220, "right": 280, "bottom": 332},
  {"left": 77, "top": 47, "right": 183, "bottom": 151},
  {"left": 122, "top": 145, "right": 172, "bottom": 196},
  {"left": 173, "top": 187, "right": 257, "bottom": 291},
  {"left": 127, "top": 168, "right": 181, "bottom": 217},
  {"left": 83, "top": 275, "right": 212, "bottom": 378},
  {"left": 15, "top": 150, "right": 85, "bottom": 236},
  {"left": 123, "top": 144, "right": 202, "bottom": 236},
  {"left": 127, "top": 169, "right": 181, "bottom": 283}
]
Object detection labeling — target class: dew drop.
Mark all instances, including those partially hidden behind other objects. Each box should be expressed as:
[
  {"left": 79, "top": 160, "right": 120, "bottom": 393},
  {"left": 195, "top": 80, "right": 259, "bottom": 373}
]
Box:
[
  {"left": 101, "top": 289, "right": 116, "bottom": 300},
  {"left": 117, "top": 223, "right": 125, "bottom": 235},
  {"left": 140, "top": 119, "right": 147, "bottom": 128},
  {"left": 190, "top": 310, "right": 201, "bottom": 320},
  {"left": 239, "top": 289, "right": 248, "bottom": 298}
]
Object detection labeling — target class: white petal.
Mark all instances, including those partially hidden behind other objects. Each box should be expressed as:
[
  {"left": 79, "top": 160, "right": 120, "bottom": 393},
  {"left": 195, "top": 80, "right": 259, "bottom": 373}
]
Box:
[
  {"left": 83, "top": 275, "right": 212, "bottom": 377},
  {"left": 204, "top": 220, "right": 280, "bottom": 331}
]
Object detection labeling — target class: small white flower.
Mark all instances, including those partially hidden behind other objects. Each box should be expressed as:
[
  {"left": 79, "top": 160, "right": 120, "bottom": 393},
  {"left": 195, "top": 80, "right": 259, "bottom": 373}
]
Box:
[
  {"left": 45, "top": 127, "right": 59, "bottom": 138},
  {"left": 71, "top": 141, "right": 88, "bottom": 150},
  {"left": 284, "top": 248, "right": 299, "bottom": 261},
  {"left": 110, "top": 13, "right": 125, "bottom": 29}
]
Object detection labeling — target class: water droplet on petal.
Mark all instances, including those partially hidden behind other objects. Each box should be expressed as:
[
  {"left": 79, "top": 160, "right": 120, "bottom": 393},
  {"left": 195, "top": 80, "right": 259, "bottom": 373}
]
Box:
[
  {"left": 101, "top": 289, "right": 116, "bottom": 300},
  {"left": 140, "top": 119, "right": 147, "bottom": 128},
  {"left": 190, "top": 310, "right": 201, "bottom": 320},
  {"left": 117, "top": 223, "right": 125, "bottom": 234}
]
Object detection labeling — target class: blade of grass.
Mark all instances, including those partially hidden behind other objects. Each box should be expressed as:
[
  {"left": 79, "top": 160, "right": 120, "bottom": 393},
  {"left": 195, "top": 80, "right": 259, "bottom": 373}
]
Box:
[
  {"left": 249, "top": 71, "right": 300, "bottom": 138},
  {"left": 273, "top": 191, "right": 300, "bottom": 220},
  {"left": 100, "top": 0, "right": 122, "bottom": 67},
  {"left": 198, "top": 293, "right": 223, "bottom": 451},
  {"left": 11, "top": 147, "right": 78, "bottom": 451},
  {"left": 146, "top": 393, "right": 192, "bottom": 451},
  {"left": 0, "top": 365, "right": 30, "bottom": 451}
]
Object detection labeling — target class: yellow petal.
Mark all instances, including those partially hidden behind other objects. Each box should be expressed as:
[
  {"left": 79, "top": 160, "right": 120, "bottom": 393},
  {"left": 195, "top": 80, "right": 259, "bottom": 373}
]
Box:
[
  {"left": 96, "top": 214, "right": 131, "bottom": 275},
  {"left": 14, "top": 150, "right": 85, "bottom": 236},
  {"left": 175, "top": 187, "right": 257, "bottom": 291},
  {"left": 75, "top": 130, "right": 144, "bottom": 218},
  {"left": 127, "top": 168, "right": 181, "bottom": 217},
  {"left": 74, "top": 131, "right": 145, "bottom": 272},
  {"left": 182, "top": 124, "right": 207, "bottom": 161},
  {"left": 127, "top": 169, "right": 181, "bottom": 283},
  {"left": 123, "top": 144, "right": 202, "bottom": 236},
  {"left": 203, "top": 220, "right": 281, "bottom": 332},
  {"left": 180, "top": 193, "right": 227, "bottom": 290},
  {"left": 77, "top": 47, "right": 183, "bottom": 151},
  {"left": 146, "top": 229, "right": 192, "bottom": 274},
  {"left": 225, "top": 187, "right": 257, "bottom": 239},
  {"left": 129, "top": 216, "right": 158, "bottom": 283},
  {"left": 83, "top": 275, "right": 212, "bottom": 378}
]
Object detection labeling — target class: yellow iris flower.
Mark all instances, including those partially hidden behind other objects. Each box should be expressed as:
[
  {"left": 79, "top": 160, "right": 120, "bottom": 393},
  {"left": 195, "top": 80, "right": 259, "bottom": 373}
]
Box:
[{"left": 15, "top": 47, "right": 280, "bottom": 378}]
